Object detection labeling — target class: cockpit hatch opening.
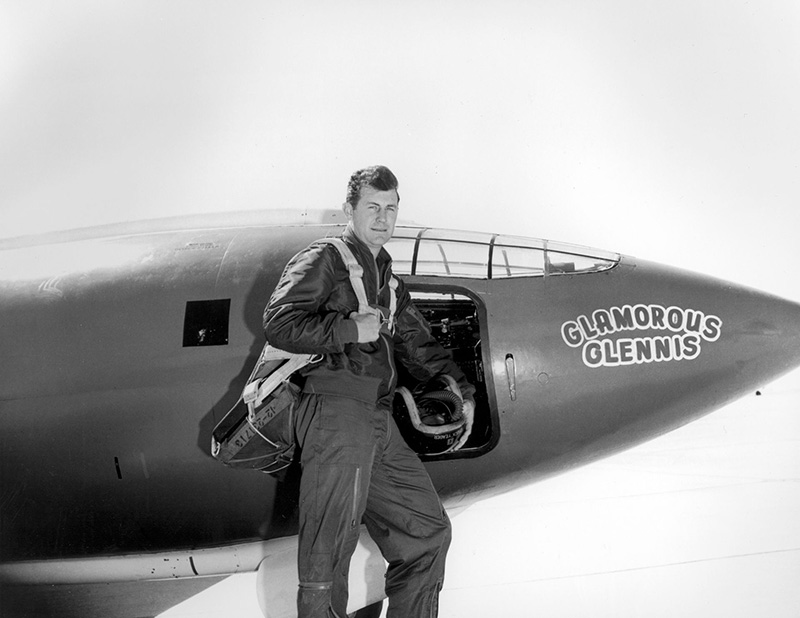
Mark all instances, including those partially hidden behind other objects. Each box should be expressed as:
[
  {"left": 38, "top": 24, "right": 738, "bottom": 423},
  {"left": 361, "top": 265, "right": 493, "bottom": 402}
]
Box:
[{"left": 394, "top": 289, "right": 496, "bottom": 460}]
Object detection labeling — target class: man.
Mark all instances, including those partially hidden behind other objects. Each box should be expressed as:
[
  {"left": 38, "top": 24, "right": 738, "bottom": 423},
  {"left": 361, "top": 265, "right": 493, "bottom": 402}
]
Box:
[{"left": 263, "top": 165, "right": 476, "bottom": 617}]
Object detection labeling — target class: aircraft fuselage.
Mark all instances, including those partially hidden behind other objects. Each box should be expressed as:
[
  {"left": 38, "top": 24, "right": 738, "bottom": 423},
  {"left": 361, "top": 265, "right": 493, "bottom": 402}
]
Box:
[{"left": 2, "top": 213, "right": 800, "bottom": 574}]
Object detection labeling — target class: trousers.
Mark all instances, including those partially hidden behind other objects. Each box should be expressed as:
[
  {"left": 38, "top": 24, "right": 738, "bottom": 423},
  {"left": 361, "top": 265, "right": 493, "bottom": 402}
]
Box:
[{"left": 294, "top": 392, "right": 452, "bottom": 618}]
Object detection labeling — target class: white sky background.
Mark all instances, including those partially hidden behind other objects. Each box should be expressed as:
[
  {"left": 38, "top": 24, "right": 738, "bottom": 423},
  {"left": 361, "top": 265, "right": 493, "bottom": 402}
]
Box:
[{"left": 2, "top": 1, "right": 799, "bottom": 299}]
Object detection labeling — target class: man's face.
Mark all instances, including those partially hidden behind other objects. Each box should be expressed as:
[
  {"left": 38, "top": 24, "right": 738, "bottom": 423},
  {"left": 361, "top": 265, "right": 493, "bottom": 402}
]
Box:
[{"left": 344, "top": 186, "right": 399, "bottom": 255}]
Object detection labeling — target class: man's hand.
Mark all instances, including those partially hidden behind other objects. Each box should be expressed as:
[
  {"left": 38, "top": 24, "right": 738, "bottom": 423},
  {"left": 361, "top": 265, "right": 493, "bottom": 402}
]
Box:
[
  {"left": 452, "top": 399, "right": 475, "bottom": 451},
  {"left": 350, "top": 310, "right": 381, "bottom": 343}
]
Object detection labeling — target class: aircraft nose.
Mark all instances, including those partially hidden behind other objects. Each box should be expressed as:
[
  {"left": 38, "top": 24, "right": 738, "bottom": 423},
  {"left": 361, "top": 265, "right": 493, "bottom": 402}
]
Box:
[
  {"left": 620, "top": 258, "right": 800, "bottom": 406},
  {"left": 510, "top": 257, "right": 800, "bottom": 482},
  {"left": 727, "top": 284, "right": 800, "bottom": 385}
]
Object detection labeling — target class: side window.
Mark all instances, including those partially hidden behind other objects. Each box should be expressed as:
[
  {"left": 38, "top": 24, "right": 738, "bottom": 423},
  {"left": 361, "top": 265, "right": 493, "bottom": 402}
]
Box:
[
  {"left": 546, "top": 248, "right": 618, "bottom": 274},
  {"left": 491, "top": 244, "right": 546, "bottom": 277},
  {"left": 183, "top": 299, "right": 231, "bottom": 346},
  {"left": 492, "top": 237, "right": 618, "bottom": 278},
  {"left": 415, "top": 240, "right": 489, "bottom": 278},
  {"left": 384, "top": 237, "right": 415, "bottom": 276}
]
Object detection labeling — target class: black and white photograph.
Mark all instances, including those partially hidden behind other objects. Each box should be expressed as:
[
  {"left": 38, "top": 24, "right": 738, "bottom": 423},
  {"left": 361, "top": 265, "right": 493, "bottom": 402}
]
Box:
[{"left": 2, "top": 2, "right": 799, "bottom": 617}]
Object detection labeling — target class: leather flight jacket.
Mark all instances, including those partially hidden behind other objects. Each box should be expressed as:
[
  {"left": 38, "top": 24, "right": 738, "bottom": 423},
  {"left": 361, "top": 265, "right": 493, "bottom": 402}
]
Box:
[{"left": 263, "top": 227, "right": 475, "bottom": 410}]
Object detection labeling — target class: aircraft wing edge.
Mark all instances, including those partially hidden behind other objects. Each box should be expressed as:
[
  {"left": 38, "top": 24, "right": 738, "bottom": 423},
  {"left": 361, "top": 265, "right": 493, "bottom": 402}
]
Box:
[{"left": 0, "top": 537, "right": 297, "bottom": 585}]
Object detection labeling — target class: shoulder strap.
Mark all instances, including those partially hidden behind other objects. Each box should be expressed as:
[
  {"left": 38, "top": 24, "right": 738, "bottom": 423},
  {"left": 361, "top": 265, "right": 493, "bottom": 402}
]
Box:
[
  {"left": 387, "top": 275, "right": 399, "bottom": 332},
  {"left": 244, "top": 345, "right": 318, "bottom": 407},
  {"left": 318, "top": 237, "right": 370, "bottom": 314},
  {"left": 319, "top": 237, "right": 399, "bottom": 332}
]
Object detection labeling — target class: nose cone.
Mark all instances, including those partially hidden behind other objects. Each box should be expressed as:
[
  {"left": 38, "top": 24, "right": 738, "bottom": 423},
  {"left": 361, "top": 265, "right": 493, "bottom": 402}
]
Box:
[
  {"left": 660, "top": 260, "right": 800, "bottom": 392},
  {"left": 522, "top": 256, "right": 800, "bottom": 476},
  {"left": 606, "top": 257, "right": 800, "bottom": 424},
  {"left": 724, "top": 283, "right": 800, "bottom": 385}
]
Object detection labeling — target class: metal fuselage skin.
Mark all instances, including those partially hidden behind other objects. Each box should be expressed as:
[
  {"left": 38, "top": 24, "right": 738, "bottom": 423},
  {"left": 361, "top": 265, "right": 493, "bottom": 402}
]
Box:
[{"left": 2, "top": 215, "right": 800, "bottom": 572}]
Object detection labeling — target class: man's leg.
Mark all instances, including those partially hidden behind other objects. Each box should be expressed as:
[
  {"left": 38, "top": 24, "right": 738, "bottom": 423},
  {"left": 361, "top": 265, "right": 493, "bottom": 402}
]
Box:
[
  {"left": 295, "top": 395, "right": 377, "bottom": 618},
  {"left": 363, "top": 413, "right": 452, "bottom": 618}
]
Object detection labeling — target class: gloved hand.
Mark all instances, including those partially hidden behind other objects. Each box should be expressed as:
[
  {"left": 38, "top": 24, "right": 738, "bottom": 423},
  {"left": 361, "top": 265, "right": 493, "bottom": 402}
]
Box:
[{"left": 452, "top": 398, "right": 475, "bottom": 451}]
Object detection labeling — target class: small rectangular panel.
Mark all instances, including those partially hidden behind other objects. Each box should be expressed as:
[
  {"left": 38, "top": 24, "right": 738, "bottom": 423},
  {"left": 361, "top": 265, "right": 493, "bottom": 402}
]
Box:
[{"left": 183, "top": 299, "right": 231, "bottom": 347}]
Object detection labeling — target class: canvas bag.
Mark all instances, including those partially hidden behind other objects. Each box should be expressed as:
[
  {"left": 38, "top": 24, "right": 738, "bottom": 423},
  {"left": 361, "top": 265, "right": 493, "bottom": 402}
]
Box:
[{"left": 210, "top": 237, "right": 398, "bottom": 473}]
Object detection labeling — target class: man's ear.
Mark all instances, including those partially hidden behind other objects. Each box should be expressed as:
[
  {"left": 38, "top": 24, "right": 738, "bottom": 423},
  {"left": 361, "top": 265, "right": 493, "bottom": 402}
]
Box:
[{"left": 342, "top": 202, "right": 353, "bottom": 219}]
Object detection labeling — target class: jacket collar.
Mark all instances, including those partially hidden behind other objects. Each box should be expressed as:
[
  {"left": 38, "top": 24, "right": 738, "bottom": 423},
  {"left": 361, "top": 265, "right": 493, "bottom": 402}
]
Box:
[{"left": 342, "top": 225, "right": 392, "bottom": 271}]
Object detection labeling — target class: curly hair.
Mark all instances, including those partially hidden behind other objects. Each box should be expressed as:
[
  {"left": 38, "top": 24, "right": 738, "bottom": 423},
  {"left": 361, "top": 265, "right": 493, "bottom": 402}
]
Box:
[{"left": 345, "top": 165, "right": 399, "bottom": 207}]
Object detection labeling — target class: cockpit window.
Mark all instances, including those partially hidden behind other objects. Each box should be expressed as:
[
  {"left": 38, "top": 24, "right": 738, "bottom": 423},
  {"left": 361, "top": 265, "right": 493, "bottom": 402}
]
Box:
[
  {"left": 386, "top": 227, "right": 618, "bottom": 279},
  {"left": 415, "top": 239, "right": 489, "bottom": 278},
  {"left": 491, "top": 242, "right": 546, "bottom": 277}
]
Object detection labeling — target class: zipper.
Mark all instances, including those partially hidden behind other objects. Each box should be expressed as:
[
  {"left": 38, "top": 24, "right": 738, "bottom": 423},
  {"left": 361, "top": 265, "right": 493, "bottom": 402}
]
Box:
[
  {"left": 350, "top": 465, "right": 362, "bottom": 529},
  {"left": 373, "top": 256, "right": 381, "bottom": 302},
  {"left": 383, "top": 333, "right": 397, "bottom": 392}
]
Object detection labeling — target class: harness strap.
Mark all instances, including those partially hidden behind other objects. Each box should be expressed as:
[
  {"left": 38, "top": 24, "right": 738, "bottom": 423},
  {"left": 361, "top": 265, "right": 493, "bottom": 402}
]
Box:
[
  {"left": 319, "top": 238, "right": 370, "bottom": 313},
  {"left": 319, "top": 237, "right": 398, "bottom": 329},
  {"left": 388, "top": 275, "right": 399, "bottom": 332},
  {"left": 244, "top": 352, "right": 316, "bottom": 408}
]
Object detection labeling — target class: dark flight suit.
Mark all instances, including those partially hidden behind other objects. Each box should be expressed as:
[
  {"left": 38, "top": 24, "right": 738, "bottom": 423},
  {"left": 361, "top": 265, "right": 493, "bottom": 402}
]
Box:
[{"left": 264, "top": 227, "right": 475, "bottom": 618}]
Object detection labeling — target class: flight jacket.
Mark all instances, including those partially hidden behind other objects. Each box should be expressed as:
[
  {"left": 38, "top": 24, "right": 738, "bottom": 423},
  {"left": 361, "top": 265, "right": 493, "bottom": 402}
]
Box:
[{"left": 263, "top": 227, "right": 476, "bottom": 410}]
